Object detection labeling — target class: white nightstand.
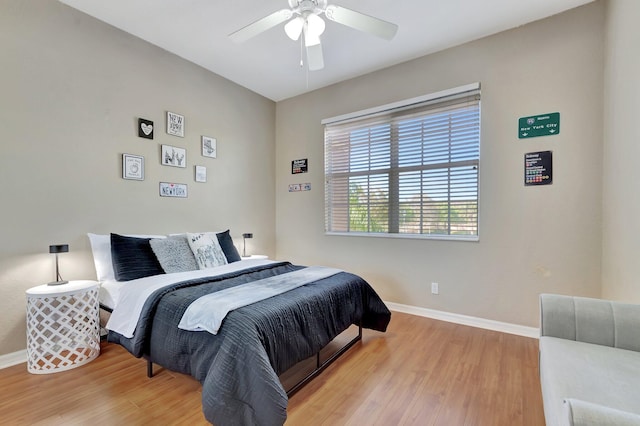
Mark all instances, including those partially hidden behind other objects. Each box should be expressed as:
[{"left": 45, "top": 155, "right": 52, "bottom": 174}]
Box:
[
  {"left": 25, "top": 280, "right": 100, "bottom": 374},
  {"left": 241, "top": 254, "right": 268, "bottom": 260}
]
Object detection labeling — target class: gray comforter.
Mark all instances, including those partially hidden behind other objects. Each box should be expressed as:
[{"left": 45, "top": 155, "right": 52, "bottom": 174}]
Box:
[{"left": 108, "top": 262, "right": 391, "bottom": 425}]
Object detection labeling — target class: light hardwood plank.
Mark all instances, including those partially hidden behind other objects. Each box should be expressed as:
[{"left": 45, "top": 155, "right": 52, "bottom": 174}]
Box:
[{"left": 0, "top": 312, "right": 544, "bottom": 425}]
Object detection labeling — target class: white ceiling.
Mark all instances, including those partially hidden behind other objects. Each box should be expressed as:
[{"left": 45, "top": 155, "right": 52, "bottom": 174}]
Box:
[{"left": 59, "top": 0, "right": 593, "bottom": 102}]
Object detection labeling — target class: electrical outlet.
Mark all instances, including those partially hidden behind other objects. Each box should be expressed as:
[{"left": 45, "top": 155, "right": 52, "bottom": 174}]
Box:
[{"left": 431, "top": 282, "right": 439, "bottom": 295}]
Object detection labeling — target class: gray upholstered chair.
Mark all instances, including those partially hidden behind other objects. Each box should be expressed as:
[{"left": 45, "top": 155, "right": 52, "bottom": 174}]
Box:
[{"left": 539, "top": 293, "right": 640, "bottom": 425}]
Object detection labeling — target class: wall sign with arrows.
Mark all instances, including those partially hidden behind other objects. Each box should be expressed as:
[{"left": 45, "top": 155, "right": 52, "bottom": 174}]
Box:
[{"left": 518, "top": 112, "right": 560, "bottom": 139}]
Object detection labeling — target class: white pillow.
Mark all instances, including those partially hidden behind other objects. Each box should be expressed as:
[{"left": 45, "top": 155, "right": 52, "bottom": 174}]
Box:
[
  {"left": 87, "top": 233, "right": 166, "bottom": 282},
  {"left": 186, "top": 232, "right": 228, "bottom": 269}
]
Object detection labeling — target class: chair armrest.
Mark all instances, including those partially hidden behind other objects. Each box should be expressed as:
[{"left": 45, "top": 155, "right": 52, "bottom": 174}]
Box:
[
  {"left": 540, "top": 294, "right": 640, "bottom": 351},
  {"left": 564, "top": 398, "right": 640, "bottom": 426}
]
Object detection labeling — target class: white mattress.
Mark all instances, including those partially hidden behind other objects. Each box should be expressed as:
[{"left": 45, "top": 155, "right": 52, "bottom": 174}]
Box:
[{"left": 99, "top": 280, "right": 124, "bottom": 311}]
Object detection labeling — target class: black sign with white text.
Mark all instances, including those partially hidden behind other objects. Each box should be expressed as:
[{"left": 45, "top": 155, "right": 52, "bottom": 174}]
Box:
[
  {"left": 525, "top": 151, "right": 552, "bottom": 186},
  {"left": 292, "top": 159, "right": 308, "bottom": 174}
]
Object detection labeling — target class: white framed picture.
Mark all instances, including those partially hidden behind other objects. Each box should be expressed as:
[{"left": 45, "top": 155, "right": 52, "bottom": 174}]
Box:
[
  {"left": 122, "top": 154, "right": 144, "bottom": 180},
  {"left": 202, "top": 136, "right": 217, "bottom": 158},
  {"left": 161, "top": 144, "right": 186, "bottom": 168},
  {"left": 195, "top": 165, "right": 207, "bottom": 183},
  {"left": 167, "top": 111, "right": 184, "bottom": 137}
]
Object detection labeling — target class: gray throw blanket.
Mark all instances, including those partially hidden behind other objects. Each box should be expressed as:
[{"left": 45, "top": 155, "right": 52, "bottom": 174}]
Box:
[
  {"left": 108, "top": 262, "right": 391, "bottom": 426},
  {"left": 179, "top": 266, "right": 343, "bottom": 334}
]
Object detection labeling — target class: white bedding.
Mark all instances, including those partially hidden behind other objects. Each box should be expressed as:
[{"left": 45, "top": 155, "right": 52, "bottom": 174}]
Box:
[
  {"left": 105, "top": 259, "right": 276, "bottom": 338},
  {"left": 99, "top": 280, "right": 124, "bottom": 310}
]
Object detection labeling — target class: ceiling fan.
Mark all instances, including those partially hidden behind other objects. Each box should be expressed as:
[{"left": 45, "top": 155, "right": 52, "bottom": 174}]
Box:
[{"left": 229, "top": 0, "right": 398, "bottom": 71}]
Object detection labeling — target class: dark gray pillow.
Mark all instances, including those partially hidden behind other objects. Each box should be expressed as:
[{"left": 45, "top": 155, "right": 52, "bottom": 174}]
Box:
[
  {"left": 150, "top": 235, "right": 198, "bottom": 273},
  {"left": 216, "top": 230, "right": 241, "bottom": 263},
  {"left": 110, "top": 233, "right": 165, "bottom": 281}
]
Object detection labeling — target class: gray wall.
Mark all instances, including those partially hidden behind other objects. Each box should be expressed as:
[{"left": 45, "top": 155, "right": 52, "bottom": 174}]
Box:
[
  {"left": 0, "top": 1, "right": 276, "bottom": 355},
  {"left": 602, "top": 0, "right": 640, "bottom": 301},
  {"left": 275, "top": 2, "right": 605, "bottom": 328},
  {"left": 4, "top": 0, "right": 636, "bottom": 357}
]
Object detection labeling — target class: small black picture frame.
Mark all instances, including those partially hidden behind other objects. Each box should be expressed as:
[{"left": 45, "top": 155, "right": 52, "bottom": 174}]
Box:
[
  {"left": 292, "top": 158, "right": 308, "bottom": 174},
  {"left": 138, "top": 118, "right": 154, "bottom": 139},
  {"left": 524, "top": 150, "right": 553, "bottom": 186}
]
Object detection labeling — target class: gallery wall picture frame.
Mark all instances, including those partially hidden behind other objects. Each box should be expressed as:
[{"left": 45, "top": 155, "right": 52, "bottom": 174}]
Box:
[
  {"left": 167, "top": 111, "right": 185, "bottom": 137},
  {"left": 202, "top": 136, "right": 217, "bottom": 158},
  {"left": 292, "top": 158, "right": 308, "bottom": 174},
  {"left": 138, "top": 118, "right": 154, "bottom": 139},
  {"left": 161, "top": 144, "right": 187, "bottom": 168},
  {"left": 122, "top": 154, "right": 144, "bottom": 180},
  {"left": 159, "top": 182, "right": 188, "bottom": 198},
  {"left": 195, "top": 165, "right": 207, "bottom": 183}
]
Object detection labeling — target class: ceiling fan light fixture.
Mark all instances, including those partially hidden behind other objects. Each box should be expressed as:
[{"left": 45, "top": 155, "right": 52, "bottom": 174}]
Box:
[
  {"left": 229, "top": 0, "right": 397, "bottom": 73},
  {"left": 284, "top": 16, "right": 304, "bottom": 40},
  {"left": 303, "top": 21, "right": 321, "bottom": 47},
  {"left": 306, "top": 13, "right": 325, "bottom": 38}
]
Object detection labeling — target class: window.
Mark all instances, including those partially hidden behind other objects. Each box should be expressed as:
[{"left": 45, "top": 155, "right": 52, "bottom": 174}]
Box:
[{"left": 323, "top": 83, "right": 480, "bottom": 240}]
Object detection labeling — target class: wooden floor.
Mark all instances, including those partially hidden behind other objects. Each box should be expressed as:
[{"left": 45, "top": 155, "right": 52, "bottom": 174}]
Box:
[{"left": 0, "top": 312, "right": 545, "bottom": 425}]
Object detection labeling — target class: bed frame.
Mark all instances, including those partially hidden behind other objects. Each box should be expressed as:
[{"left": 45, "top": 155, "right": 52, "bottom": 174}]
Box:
[
  {"left": 144, "top": 323, "right": 363, "bottom": 397},
  {"left": 103, "top": 299, "right": 364, "bottom": 397}
]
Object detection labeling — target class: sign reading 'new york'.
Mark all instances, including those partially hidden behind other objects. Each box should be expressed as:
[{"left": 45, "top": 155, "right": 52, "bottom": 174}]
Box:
[{"left": 518, "top": 112, "right": 560, "bottom": 139}]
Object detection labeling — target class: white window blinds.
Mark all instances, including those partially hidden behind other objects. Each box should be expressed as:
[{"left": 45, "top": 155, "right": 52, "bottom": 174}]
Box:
[{"left": 324, "top": 84, "right": 480, "bottom": 239}]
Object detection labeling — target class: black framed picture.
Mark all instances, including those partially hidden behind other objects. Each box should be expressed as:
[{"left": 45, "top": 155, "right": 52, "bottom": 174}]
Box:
[
  {"left": 292, "top": 158, "right": 308, "bottom": 174},
  {"left": 138, "top": 118, "right": 154, "bottom": 139}
]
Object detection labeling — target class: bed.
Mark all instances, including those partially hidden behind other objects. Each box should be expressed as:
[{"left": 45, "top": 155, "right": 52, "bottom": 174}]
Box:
[{"left": 89, "top": 232, "right": 391, "bottom": 426}]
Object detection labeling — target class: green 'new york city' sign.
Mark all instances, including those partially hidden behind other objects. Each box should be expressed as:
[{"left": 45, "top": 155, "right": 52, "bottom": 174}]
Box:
[{"left": 518, "top": 112, "right": 560, "bottom": 139}]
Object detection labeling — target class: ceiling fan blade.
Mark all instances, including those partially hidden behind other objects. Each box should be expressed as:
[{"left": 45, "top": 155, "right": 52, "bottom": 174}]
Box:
[
  {"left": 306, "top": 42, "right": 324, "bottom": 71},
  {"left": 229, "top": 9, "right": 293, "bottom": 43},
  {"left": 324, "top": 5, "right": 398, "bottom": 40}
]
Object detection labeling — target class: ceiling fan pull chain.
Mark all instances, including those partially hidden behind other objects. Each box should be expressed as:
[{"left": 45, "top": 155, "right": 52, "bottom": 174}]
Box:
[
  {"left": 306, "top": 53, "right": 310, "bottom": 89},
  {"left": 300, "top": 35, "right": 304, "bottom": 67}
]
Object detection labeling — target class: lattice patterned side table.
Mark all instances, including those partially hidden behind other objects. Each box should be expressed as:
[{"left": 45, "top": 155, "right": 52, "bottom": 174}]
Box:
[{"left": 26, "top": 280, "right": 100, "bottom": 374}]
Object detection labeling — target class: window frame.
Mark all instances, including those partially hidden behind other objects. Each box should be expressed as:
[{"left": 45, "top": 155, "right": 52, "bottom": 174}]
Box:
[{"left": 323, "top": 83, "right": 481, "bottom": 241}]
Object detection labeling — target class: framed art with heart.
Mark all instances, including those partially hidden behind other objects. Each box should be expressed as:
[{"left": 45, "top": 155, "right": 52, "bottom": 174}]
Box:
[{"left": 138, "top": 118, "right": 154, "bottom": 139}]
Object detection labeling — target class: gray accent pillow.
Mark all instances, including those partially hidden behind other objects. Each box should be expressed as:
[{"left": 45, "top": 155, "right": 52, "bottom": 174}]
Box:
[{"left": 150, "top": 235, "right": 198, "bottom": 273}]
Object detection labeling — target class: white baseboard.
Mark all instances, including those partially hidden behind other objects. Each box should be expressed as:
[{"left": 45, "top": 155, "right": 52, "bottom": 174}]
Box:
[
  {"left": 0, "top": 350, "right": 26, "bottom": 370},
  {"left": 1, "top": 304, "right": 537, "bottom": 371},
  {"left": 385, "top": 301, "right": 540, "bottom": 339}
]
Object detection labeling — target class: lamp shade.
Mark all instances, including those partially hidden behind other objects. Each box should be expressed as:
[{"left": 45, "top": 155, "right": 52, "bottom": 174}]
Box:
[
  {"left": 242, "top": 233, "right": 253, "bottom": 239},
  {"left": 49, "top": 244, "right": 69, "bottom": 254},
  {"left": 306, "top": 13, "right": 325, "bottom": 38},
  {"left": 285, "top": 16, "right": 304, "bottom": 41}
]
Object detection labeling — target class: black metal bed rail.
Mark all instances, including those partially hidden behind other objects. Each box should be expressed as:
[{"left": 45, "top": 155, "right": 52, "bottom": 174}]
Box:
[
  {"left": 145, "top": 323, "right": 364, "bottom": 393},
  {"left": 286, "top": 323, "right": 362, "bottom": 397}
]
